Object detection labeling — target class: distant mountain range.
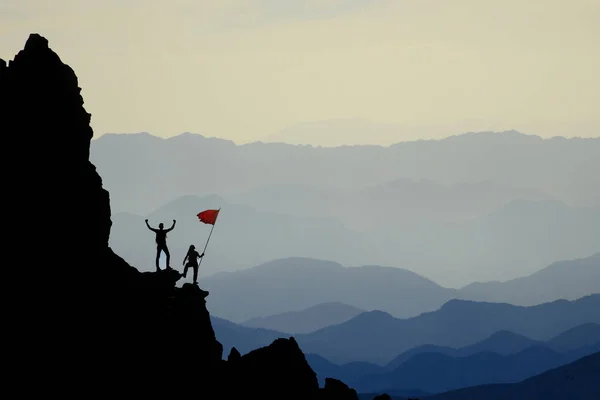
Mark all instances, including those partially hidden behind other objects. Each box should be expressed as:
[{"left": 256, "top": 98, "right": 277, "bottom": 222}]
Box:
[
  {"left": 460, "top": 252, "right": 600, "bottom": 305},
  {"left": 92, "top": 129, "right": 600, "bottom": 398},
  {"left": 210, "top": 294, "right": 600, "bottom": 366},
  {"left": 304, "top": 324, "right": 600, "bottom": 394},
  {"left": 199, "top": 253, "right": 599, "bottom": 324},
  {"left": 295, "top": 294, "right": 600, "bottom": 365},
  {"left": 384, "top": 323, "right": 600, "bottom": 370},
  {"left": 91, "top": 130, "right": 600, "bottom": 216},
  {"left": 202, "top": 257, "right": 457, "bottom": 322},
  {"left": 358, "top": 346, "right": 596, "bottom": 395},
  {"left": 242, "top": 302, "right": 365, "bottom": 334},
  {"left": 95, "top": 130, "right": 600, "bottom": 287},
  {"left": 108, "top": 193, "right": 600, "bottom": 287},
  {"left": 109, "top": 195, "right": 600, "bottom": 288},
  {"left": 229, "top": 178, "right": 553, "bottom": 229},
  {"left": 422, "top": 351, "right": 600, "bottom": 400},
  {"left": 211, "top": 302, "right": 600, "bottom": 396}
]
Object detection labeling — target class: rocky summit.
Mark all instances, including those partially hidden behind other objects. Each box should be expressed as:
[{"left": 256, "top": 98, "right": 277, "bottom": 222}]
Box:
[{"left": 0, "top": 34, "right": 360, "bottom": 400}]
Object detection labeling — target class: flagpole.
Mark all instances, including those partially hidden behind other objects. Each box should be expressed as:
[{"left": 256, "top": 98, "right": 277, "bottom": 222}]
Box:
[{"left": 198, "top": 207, "right": 220, "bottom": 268}]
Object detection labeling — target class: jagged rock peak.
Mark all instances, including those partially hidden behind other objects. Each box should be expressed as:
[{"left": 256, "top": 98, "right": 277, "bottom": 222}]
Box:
[
  {"left": 24, "top": 33, "right": 49, "bottom": 50},
  {"left": 228, "top": 347, "right": 241, "bottom": 362},
  {"left": 4, "top": 33, "right": 94, "bottom": 159}
]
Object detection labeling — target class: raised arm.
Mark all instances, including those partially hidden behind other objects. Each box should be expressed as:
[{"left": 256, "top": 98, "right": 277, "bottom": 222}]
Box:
[
  {"left": 166, "top": 219, "right": 176, "bottom": 232},
  {"left": 145, "top": 219, "right": 157, "bottom": 232}
]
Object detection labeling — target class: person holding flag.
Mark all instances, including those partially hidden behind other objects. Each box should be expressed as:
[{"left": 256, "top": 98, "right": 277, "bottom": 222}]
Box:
[{"left": 182, "top": 245, "right": 204, "bottom": 285}]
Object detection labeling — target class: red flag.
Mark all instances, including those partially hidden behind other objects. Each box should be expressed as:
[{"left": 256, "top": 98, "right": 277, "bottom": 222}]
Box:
[{"left": 197, "top": 209, "right": 220, "bottom": 225}]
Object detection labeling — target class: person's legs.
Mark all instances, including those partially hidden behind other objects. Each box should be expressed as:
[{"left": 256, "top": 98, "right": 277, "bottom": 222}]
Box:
[
  {"left": 183, "top": 263, "right": 189, "bottom": 278},
  {"left": 155, "top": 246, "right": 162, "bottom": 271},
  {"left": 164, "top": 246, "right": 171, "bottom": 268},
  {"left": 193, "top": 266, "right": 199, "bottom": 284}
]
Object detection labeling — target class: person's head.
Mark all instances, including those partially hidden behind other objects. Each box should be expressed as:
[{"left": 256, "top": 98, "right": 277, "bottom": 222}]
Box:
[
  {"left": 159, "top": 223, "right": 164, "bottom": 229},
  {"left": 189, "top": 244, "right": 195, "bottom": 251}
]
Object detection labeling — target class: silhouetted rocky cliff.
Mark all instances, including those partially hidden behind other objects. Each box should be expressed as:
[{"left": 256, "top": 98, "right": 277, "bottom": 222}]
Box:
[{"left": 0, "top": 33, "right": 362, "bottom": 399}]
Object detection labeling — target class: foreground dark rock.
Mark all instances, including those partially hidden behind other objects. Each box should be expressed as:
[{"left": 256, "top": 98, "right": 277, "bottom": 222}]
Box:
[
  {"left": 0, "top": 33, "right": 356, "bottom": 399},
  {"left": 226, "top": 337, "right": 320, "bottom": 398},
  {"left": 320, "top": 378, "right": 360, "bottom": 400}
]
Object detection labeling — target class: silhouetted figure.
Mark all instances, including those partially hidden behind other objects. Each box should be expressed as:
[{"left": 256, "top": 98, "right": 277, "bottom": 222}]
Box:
[
  {"left": 145, "top": 219, "right": 176, "bottom": 271},
  {"left": 182, "top": 244, "right": 204, "bottom": 284}
]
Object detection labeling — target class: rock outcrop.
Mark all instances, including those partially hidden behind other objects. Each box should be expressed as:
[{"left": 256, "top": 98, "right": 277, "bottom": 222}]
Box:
[
  {"left": 1, "top": 33, "right": 358, "bottom": 399},
  {"left": 320, "top": 378, "right": 360, "bottom": 400},
  {"left": 225, "top": 337, "right": 320, "bottom": 398}
]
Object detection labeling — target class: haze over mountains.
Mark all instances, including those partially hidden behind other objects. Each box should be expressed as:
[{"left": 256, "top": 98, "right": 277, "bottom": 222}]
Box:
[
  {"left": 89, "top": 100, "right": 600, "bottom": 400},
  {"left": 201, "top": 258, "right": 457, "bottom": 321},
  {"left": 211, "top": 294, "right": 600, "bottom": 364},
  {"left": 92, "top": 130, "right": 600, "bottom": 214},
  {"left": 242, "top": 302, "right": 366, "bottom": 334},
  {"left": 296, "top": 294, "right": 600, "bottom": 365},
  {"left": 328, "top": 346, "right": 597, "bottom": 395},
  {"left": 263, "top": 118, "right": 600, "bottom": 149},
  {"left": 460, "top": 252, "right": 600, "bottom": 305},
  {"left": 209, "top": 296, "right": 600, "bottom": 396},
  {"left": 263, "top": 118, "right": 494, "bottom": 148},
  {"left": 384, "top": 323, "right": 600, "bottom": 368},
  {"left": 93, "top": 118, "right": 600, "bottom": 400},
  {"left": 92, "top": 130, "right": 600, "bottom": 287},
  {"left": 305, "top": 323, "right": 600, "bottom": 392},
  {"left": 179, "top": 253, "right": 599, "bottom": 323}
]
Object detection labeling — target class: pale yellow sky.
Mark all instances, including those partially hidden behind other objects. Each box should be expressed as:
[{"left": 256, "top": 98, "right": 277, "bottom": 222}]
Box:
[{"left": 1, "top": 0, "right": 599, "bottom": 145}]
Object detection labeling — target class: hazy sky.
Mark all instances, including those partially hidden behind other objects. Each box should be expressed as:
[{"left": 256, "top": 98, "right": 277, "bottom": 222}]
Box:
[{"left": 1, "top": 0, "right": 599, "bottom": 145}]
